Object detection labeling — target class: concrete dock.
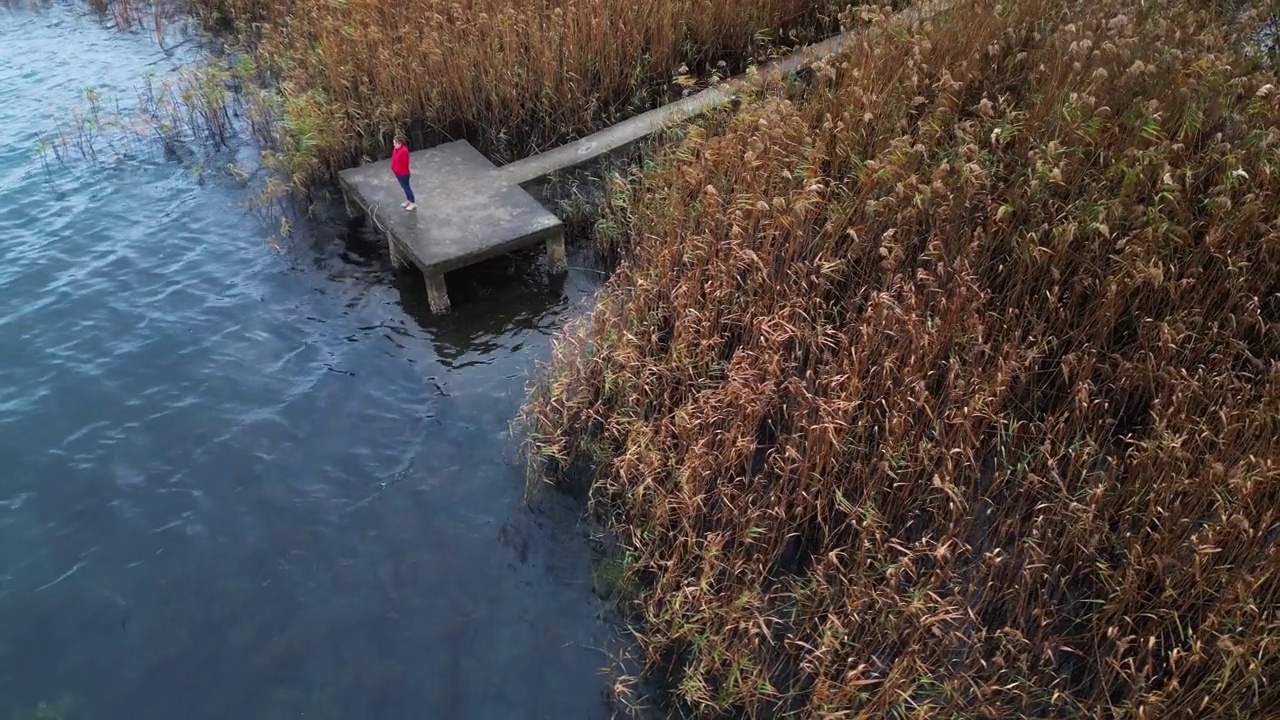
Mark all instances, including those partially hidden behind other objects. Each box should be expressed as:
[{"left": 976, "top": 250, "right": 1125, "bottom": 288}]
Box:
[
  {"left": 337, "top": 0, "right": 950, "bottom": 314},
  {"left": 337, "top": 140, "right": 564, "bottom": 314}
]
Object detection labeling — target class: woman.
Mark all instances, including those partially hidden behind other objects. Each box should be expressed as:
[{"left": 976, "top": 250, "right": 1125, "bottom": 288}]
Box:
[{"left": 391, "top": 136, "right": 416, "bottom": 211}]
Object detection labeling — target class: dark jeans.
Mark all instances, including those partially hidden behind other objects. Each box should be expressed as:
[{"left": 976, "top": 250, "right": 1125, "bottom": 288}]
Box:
[{"left": 395, "top": 173, "right": 415, "bottom": 203}]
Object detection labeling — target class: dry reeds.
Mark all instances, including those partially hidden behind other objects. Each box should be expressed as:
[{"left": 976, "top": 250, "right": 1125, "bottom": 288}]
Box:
[
  {"left": 521, "top": 0, "right": 1280, "bottom": 716},
  {"left": 170, "top": 0, "right": 853, "bottom": 186}
]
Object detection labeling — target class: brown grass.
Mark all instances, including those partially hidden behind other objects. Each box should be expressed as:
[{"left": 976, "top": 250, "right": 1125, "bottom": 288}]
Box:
[
  {"left": 48, "top": 0, "right": 863, "bottom": 187},
  {"left": 164, "top": 0, "right": 862, "bottom": 187},
  {"left": 520, "top": 0, "right": 1280, "bottom": 716}
]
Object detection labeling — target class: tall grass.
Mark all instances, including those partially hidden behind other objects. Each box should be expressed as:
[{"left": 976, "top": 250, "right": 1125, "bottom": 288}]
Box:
[
  {"left": 521, "top": 0, "right": 1280, "bottom": 716},
  {"left": 26, "top": 0, "right": 863, "bottom": 187},
  {"left": 163, "top": 0, "right": 860, "bottom": 186}
]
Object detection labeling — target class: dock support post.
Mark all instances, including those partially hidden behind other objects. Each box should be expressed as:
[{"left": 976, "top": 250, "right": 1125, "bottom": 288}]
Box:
[
  {"left": 424, "top": 272, "right": 451, "bottom": 315},
  {"left": 546, "top": 232, "right": 567, "bottom": 274}
]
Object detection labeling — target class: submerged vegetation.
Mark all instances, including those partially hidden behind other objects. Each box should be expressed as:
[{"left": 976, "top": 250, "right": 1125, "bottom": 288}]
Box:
[
  {"left": 32, "top": 56, "right": 297, "bottom": 229},
  {"left": 38, "top": 66, "right": 236, "bottom": 166},
  {"left": 522, "top": 0, "right": 1280, "bottom": 716},
  {"left": 15, "top": 0, "right": 274, "bottom": 196}
]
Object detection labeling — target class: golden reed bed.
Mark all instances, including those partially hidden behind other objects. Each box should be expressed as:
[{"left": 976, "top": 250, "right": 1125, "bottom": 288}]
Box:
[{"left": 521, "top": 0, "right": 1280, "bottom": 716}]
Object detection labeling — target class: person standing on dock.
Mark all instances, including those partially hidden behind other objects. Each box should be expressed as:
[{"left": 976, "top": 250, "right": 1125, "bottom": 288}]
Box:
[{"left": 391, "top": 136, "right": 416, "bottom": 211}]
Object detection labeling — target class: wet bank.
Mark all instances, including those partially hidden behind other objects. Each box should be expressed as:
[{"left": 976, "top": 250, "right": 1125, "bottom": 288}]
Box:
[{"left": 0, "top": 5, "right": 616, "bottom": 718}]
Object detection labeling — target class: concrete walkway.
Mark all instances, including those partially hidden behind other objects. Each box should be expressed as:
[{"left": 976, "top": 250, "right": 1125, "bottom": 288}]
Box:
[
  {"left": 495, "top": 34, "right": 851, "bottom": 187},
  {"left": 497, "top": 0, "right": 951, "bottom": 186}
]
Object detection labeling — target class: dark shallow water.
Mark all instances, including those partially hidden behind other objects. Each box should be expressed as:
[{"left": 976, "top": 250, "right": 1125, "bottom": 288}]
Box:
[{"left": 0, "top": 6, "right": 613, "bottom": 718}]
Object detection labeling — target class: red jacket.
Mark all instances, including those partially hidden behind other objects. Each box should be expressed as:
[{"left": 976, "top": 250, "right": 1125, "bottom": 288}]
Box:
[{"left": 391, "top": 145, "right": 410, "bottom": 176}]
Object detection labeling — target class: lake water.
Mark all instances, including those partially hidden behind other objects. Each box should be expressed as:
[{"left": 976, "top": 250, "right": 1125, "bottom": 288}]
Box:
[{"left": 0, "top": 5, "right": 614, "bottom": 718}]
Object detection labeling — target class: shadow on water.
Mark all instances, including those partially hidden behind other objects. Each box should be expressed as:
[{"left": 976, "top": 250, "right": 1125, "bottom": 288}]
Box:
[
  {"left": 395, "top": 253, "right": 572, "bottom": 365},
  {"left": 286, "top": 203, "right": 597, "bottom": 368}
]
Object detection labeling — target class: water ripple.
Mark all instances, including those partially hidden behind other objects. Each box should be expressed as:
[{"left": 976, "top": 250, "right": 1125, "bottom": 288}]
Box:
[{"left": 0, "top": 5, "right": 611, "bottom": 719}]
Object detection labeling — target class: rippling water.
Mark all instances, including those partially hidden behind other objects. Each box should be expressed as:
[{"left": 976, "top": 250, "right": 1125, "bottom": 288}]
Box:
[{"left": 0, "top": 6, "right": 612, "bottom": 718}]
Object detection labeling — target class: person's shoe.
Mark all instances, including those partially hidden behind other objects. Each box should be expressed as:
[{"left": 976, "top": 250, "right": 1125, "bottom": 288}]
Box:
[
  {"left": 401, "top": 201, "right": 410, "bottom": 209},
  {"left": 405, "top": 202, "right": 417, "bottom": 211}
]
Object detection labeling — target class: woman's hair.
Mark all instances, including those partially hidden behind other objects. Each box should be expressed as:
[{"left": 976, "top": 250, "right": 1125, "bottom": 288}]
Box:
[{"left": 393, "top": 134, "right": 405, "bottom": 145}]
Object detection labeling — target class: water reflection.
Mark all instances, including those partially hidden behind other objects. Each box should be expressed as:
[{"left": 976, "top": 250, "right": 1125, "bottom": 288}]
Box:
[
  {"left": 396, "top": 255, "right": 575, "bottom": 365},
  {"left": 285, "top": 197, "right": 591, "bottom": 368}
]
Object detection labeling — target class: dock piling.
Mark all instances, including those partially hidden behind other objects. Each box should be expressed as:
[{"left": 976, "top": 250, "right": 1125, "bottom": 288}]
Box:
[
  {"left": 546, "top": 232, "right": 567, "bottom": 274},
  {"left": 424, "top": 272, "right": 451, "bottom": 315}
]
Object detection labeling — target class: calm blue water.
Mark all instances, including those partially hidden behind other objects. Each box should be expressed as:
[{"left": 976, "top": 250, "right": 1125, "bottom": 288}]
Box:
[{"left": 0, "top": 6, "right": 612, "bottom": 718}]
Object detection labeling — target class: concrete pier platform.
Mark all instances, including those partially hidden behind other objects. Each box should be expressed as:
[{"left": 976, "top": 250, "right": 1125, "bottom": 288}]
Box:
[
  {"left": 337, "top": 141, "right": 564, "bottom": 314},
  {"left": 337, "top": 0, "right": 950, "bottom": 314}
]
